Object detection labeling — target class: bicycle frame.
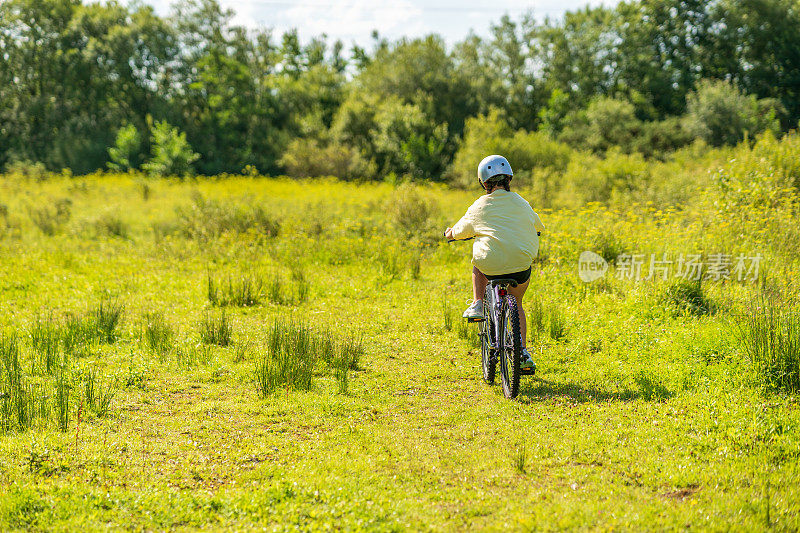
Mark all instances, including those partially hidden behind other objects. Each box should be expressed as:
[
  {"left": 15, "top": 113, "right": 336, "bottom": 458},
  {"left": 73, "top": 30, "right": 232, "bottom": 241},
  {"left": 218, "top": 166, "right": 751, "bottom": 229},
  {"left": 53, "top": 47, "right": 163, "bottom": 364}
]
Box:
[{"left": 485, "top": 284, "right": 512, "bottom": 367}]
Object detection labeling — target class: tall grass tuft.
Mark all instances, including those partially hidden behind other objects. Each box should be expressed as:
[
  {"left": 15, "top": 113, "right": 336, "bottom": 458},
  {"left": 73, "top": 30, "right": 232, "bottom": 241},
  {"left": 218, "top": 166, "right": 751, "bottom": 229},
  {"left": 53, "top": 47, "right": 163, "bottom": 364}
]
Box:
[
  {"left": 62, "top": 313, "right": 94, "bottom": 354},
  {"left": 141, "top": 312, "right": 174, "bottom": 357},
  {"left": 548, "top": 305, "right": 567, "bottom": 341},
  {"left": 442, "top": 296, "right": 453, "bottom": 331},
  {"left": 176, "top": 193, "right": 280, "bottom": 241},
  {"left": 665, "top": 278, "right": 715, "bottom": 316},
  {"left": 199, "top": 310, "right": 232, "bottom": 347},
  {"left": 30, "top": 313, "right": 61, "bottom": 373},
  {"left": 338, "top": 336, "right": 364, "bottom": 371},
  {"left": 254, "top": 319, "right": 317, "bottom": 396},
  {"left": 738, "top": 291, "right": 800, "bottom": 393},
  {"left": 1, "top": 334, "right": 34, "bottom": 434},
  {"left": 512, "top": 444, "right": 527, "bottom": 474},
  {"left": 333, "top": 337, "right": 365, "bottom": 394},
  {"left": 54, "top": 363, "right": 71, "bottom": 432},
  {"left": 94, "top": 213, "right": 128, "bottom": 238},
  {"left": 529, "top": 296, "right": 545, "bottom": 340},
  {"left": 80, "top": 367, "right": 116, "bottom": 417},
  {"left": 207, "top": 272, "right": 264, "bottom": 307},
  {"left": 28, "top": 198, "right": 71, "bottom": 235},
  {"left": 291, "top": 267, "right": 309, "bottom": 303},
  {"left": 267, "top": 272, "right": 284, "bottom": 305},
  {"left": 92, "top": 299, "right": 124, "bottom": 344},
  {"left": 409, "top": 253, "right": 422, "bottom": 280}
]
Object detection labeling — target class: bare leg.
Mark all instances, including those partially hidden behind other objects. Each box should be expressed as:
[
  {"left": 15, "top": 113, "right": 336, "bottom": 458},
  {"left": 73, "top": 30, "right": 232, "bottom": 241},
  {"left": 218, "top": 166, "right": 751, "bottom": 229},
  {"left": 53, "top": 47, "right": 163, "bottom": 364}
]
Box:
[
  {"left": 507, "top": 280, "right": 530, "bottom": 347},
  {"left": 472, "top": 266, "right": 488, "bottom": 302}
]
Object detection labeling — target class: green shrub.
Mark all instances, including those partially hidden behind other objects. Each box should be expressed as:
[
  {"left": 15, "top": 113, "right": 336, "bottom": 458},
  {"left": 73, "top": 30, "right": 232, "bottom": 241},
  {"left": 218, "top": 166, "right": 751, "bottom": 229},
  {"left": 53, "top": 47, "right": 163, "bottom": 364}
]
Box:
[
  {"left": 560, "top": 96, "right": 642, "bottom": 154},
  {"left": 279, "top": 138, "right": 376, "bottom": 180},
  {"left": 563, "top": 149, "right": 649, "bottom": 206},
  {"left": 28, "top": 198, "right": 72, "bottom": 235},
  {"left": 107, "top": 123, "right": 142, "bottom": 171},
  {"left": 4, "top": 160, "right": 49, "bottom": 181},
  {"left": 715, "top": 131, "right": 800, "bottom": 212},
  {"left": 685, "top": 79, "right": 780, "bottom": 147},
  {"left": 175, "top": 193, "right": 280, "bottom": 240},
  {"left": 141, "top": 120, "right": 199, "bottom": 177},
  {"left": 386, "top": 183, "right": 438, "bottom": 238}
]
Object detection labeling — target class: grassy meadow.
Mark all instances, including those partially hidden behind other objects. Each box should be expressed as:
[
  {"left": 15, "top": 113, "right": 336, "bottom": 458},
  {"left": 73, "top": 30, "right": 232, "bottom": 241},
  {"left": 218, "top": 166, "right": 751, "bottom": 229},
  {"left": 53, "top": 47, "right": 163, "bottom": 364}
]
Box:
[{"left": 1, "top": 136, "right": 800, "bottom": 530}]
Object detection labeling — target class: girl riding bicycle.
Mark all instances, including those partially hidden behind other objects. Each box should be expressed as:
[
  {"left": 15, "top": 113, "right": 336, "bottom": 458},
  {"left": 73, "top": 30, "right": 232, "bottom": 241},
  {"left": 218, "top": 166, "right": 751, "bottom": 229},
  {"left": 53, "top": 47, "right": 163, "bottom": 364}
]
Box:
[{"left": 444, "top": 155, "right": 545, "bottom": 371}]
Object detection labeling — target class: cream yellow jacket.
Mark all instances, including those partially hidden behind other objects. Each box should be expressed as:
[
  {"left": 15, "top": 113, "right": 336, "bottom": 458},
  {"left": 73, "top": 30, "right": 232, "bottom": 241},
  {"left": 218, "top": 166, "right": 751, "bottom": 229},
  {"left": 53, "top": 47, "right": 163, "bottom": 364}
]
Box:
[{"left": 451, "top": 190, "right": 545, "bottom": 276}]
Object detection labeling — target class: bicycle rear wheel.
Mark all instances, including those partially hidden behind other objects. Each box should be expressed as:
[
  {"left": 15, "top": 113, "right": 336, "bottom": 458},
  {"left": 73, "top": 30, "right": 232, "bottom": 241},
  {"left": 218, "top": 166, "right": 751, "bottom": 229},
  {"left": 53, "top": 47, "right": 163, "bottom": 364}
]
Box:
[
  {"left": 498, "top": 296, "right": 522, "bottom": 399},
  {"left": 480, "top": 291, "right": 495, "bottom": 384}
]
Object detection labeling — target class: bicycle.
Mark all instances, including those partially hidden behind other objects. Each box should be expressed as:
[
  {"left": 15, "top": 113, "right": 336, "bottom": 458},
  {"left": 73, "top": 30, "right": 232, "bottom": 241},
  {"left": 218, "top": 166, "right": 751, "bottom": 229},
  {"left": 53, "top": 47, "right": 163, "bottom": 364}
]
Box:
[{"left": 447, "top": 234, "right": 536, "bottom": 399}]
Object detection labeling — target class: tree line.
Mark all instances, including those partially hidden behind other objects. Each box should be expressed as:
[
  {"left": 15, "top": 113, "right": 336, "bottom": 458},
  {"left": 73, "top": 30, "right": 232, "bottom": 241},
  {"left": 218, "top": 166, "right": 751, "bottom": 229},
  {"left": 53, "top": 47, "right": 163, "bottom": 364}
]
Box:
[{"left": 1, "top": 0, "right": 799, "bottom": 180}]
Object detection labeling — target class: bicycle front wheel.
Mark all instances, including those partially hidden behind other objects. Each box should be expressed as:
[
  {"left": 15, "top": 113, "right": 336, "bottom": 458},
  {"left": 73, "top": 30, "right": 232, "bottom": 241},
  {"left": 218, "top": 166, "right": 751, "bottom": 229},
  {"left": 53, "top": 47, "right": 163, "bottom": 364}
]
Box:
[{"left": 498, "top": 296, "right": 522, "bottom": 399}]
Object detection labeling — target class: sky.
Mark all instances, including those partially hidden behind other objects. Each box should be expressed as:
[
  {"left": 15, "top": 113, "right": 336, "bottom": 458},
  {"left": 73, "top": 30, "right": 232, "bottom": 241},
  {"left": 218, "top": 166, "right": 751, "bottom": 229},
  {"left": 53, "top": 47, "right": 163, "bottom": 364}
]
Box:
[{"left": 134, "top": 0, "right": 619, "bottom": 47}]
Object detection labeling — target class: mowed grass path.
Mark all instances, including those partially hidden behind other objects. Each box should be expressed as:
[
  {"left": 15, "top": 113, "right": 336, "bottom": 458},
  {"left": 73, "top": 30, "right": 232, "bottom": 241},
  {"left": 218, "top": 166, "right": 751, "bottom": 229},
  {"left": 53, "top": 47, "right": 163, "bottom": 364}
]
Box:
[{"left": 0, "top": 175, "right": 798, "bottom": 531}]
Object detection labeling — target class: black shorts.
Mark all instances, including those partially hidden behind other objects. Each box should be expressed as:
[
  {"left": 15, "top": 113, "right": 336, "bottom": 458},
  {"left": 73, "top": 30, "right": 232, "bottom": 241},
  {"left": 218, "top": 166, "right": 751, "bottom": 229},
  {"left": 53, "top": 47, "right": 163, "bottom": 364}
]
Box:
[{"left": 484, "top": 267, "right": 531, "bottom": 285}]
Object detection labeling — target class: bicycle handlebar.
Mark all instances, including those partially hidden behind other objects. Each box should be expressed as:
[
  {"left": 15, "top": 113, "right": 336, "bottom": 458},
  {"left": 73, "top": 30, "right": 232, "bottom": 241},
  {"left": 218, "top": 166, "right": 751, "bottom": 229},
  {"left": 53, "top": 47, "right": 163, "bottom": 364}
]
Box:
[{"left": 445, "top": 231, "right": 541, "bottom": 243}]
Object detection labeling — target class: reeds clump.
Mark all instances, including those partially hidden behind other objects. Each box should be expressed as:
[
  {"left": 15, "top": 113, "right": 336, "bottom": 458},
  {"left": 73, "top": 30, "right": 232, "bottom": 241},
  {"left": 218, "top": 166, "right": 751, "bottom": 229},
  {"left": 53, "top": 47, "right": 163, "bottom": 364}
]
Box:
[
  {"left": 254, "top": 319, "right": 317, "bottom": 396},
  {"left": 199, "top": 310, "right": 233, "bottom": 347},
  {"left": 442, "top": 296, "right": 453, "bottom": 332},
  {"left": 79, "top": 367, "right": 116, "bottom": 418},
  {"left": 254, "top": 320, "right": 363, "bottom": 397},
  {"left": 207, "top": 272, "right": 265, "bottom": 307},
  {"left": 547, "top": 304, "right": 567, "bottom": 341},
  {"left": 92, "top": 299, "right": 124, "bottom": 344},
  {"left": 1, "top": 334, "right": 34, "bottom": 433},
  {"left": 30, "top": 313, "right": 61, "bottom": 373},
  {"left": 141, "top": 312, "right": 174, "bottom": 357},
  {"left": 512, "top": 444, "right": 527, "bottom": 474},
  {"left": 738, "top": 291, "right": 800, "bottom": 393}
]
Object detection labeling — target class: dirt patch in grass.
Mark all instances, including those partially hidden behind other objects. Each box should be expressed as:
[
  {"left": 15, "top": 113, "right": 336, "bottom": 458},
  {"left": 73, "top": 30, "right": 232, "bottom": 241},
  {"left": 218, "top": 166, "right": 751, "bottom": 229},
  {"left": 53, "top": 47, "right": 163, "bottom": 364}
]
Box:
[{"left": 662, "top": 484, "right": 700, "bottom": 500}]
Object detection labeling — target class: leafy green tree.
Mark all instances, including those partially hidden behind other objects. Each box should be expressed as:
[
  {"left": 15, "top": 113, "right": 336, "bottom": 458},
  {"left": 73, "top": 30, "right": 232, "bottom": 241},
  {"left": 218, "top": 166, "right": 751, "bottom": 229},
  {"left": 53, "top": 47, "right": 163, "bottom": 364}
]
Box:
[
  {"left": 709, "top": 0, "right": 800, "bottom": 124},
  {"left": 142, "top": 120, "right": 200, "bottom": 176},
  {"left": 355, "top": 35, "right": 475, "bottom": 145},
  {"left": 107, "top": 124, "right": 143, "bottom": 171},
  {"left": 685, "top": 79, "right": 780, "bottom": 147},
  {"left": 373, "top": 100, "right": 449, "bottom": 180},
  {"left": 538, "top": 89, "right": 572, "bottom": 136},
  {"left": 448, "top": 109, "right": 572, "bottom": 188}
]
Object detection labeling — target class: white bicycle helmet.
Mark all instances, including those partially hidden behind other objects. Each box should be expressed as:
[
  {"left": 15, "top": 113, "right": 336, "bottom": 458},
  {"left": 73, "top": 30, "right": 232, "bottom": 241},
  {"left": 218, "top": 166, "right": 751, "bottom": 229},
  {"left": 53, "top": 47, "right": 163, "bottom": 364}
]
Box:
[{"left": 477, "top": 154, "right": 513, "bottom": 185}]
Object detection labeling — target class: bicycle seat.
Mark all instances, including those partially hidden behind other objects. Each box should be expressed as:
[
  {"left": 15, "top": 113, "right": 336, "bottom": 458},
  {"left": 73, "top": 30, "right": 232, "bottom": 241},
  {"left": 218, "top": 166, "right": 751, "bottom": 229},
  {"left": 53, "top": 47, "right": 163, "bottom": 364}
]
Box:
[{"left": 488, "top": 278, "right": 518, "bottom": 288}]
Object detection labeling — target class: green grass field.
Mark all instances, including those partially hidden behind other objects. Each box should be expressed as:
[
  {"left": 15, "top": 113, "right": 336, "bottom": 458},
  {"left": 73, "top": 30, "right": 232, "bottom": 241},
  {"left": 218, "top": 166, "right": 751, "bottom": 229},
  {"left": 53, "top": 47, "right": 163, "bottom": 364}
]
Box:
[{"left": 1, "top": 163, "right": 799, "bottom": 530}]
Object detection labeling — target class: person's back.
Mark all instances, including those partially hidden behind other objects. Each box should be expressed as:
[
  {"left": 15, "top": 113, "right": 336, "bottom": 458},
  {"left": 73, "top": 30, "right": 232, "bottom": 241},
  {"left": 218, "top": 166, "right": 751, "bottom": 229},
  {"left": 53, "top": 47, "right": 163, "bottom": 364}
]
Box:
[{"left": 453, "top": 189, "right": 544, "bottom": 276}]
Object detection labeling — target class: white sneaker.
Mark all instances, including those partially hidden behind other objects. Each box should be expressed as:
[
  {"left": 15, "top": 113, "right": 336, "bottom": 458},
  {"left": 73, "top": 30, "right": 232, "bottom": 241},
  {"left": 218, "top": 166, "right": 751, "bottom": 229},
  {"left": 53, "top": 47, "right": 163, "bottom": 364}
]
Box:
[{"left": 462, "top": 300, "right": 484, "bottom": 319}]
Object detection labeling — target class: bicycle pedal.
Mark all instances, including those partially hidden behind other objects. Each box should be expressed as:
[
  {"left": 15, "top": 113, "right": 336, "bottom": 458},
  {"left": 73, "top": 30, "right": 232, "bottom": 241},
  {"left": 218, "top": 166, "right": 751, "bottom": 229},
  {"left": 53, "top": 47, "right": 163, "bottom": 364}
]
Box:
[
  {"left": 520, "top": 368, "right": 536, "bottom": 376},
  {"left": 466, "top": 317, "right": 485, "bottom": 323}
]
